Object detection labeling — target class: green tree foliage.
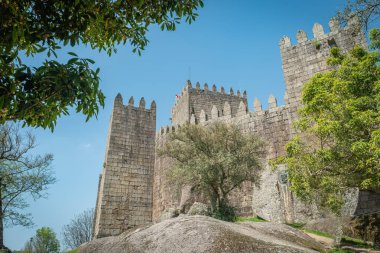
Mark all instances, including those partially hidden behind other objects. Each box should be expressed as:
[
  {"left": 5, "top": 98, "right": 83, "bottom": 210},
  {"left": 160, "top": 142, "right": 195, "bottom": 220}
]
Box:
[
  {"left": 24, "top": 227, "right": 60, "bottom": 253},
  {"left": 159, "top": 122, "right": 265, "bottom": 221},
  {"left": 281, "top": 29, "right": 380, "bottom": 214},
  {"left": 0, "top": 124, "right": 55, "bottom": 250},
  {"left": 0, "top": 0, "right": 204, "bottom": 130}
]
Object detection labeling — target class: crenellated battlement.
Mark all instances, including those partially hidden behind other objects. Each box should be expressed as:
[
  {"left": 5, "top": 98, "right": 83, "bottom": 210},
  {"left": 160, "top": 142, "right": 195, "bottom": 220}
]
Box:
[
  {"left": 280, "top": 16, "right": 360, "bottom": 51},
  {"left": 171, "top": 80, "right": 248, "bottom": 125},
  {"left": 114, "top": 93, "right": 156, "bottom": 112},
  {"left": 173, "top": 81, "right": 247, "bottom": 106},
  {"left": 156, "top": 124, "right": 182, "bottom": 139},
  {"left": 280, "top": 15, "right": 366, "bottom": 118},
  {"left": 115, "top": 94, "right": 156, "bottom": 112},
  {"left": 159, "top": 93, "right": 283, "bottom": 138}
]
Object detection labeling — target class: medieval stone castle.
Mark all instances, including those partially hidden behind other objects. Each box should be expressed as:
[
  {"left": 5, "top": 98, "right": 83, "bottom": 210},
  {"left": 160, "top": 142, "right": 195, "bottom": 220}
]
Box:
[{"left": 92, "top": 17, "right": 380, "bottom": 239}]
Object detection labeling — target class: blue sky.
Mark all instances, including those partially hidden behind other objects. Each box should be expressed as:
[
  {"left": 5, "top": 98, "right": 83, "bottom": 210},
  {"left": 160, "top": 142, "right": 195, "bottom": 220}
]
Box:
[{"left": 7, "top": 0, "right": 350, "bottom": 250}]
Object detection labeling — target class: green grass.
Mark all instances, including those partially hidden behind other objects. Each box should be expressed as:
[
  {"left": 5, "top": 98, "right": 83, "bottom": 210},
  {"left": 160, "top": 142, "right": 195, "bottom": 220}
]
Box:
[
  {"left": 301, "top": 228, "right": 375, "bottom": 250},
  {"left": 235, "top": 216, "right": 267, "bottom": 222},
  {"left": 329, "top": 248, "right": 355, "bottom": 253},
  {"left": 65, "top": 249, "right": 79, "bottom": 253},
  {"left": 341, "top": 237, "right": 373, "bottom": 249},
  {"left": 286, "top": 222, "right": 305, "bottom": 229},
  {"left": 285, "top": 224, "right": 376, "bottom": 251},
  {"left": 303, "top": 228, "right": 335, "bottom": 239}
]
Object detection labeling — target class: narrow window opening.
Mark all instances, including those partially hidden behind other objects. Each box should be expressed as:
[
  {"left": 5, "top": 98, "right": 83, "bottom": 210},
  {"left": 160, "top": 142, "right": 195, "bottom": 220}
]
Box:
[{"left": 328, "top": 38, "right": 337, "bottom": 48}]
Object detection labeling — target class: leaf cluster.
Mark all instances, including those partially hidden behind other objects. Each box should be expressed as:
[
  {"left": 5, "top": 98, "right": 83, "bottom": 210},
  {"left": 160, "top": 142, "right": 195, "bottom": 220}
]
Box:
[
  {"left": 24, "top": 227, "right": 60, "bottom": 253},
  {"left": 1, "top": 0, "right": 204, "bottom": 56},
  {"left": 0, "top": 0, "right": 203, "bottom": 130},
  {"left": 1, "top": 51, "right": 104, "bottom": 130}
]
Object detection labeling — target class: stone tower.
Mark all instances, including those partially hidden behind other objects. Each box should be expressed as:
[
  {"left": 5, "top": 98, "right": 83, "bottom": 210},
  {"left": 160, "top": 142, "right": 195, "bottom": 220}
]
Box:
[
  {"left": 93, "top": 94, "right": 156, "bottom": 238},
  {"left": 280, "top": 17, "right": 366, "bottom": 124},
  {"left": 171, "top": 81, "right": 248, "bottom": 125}
]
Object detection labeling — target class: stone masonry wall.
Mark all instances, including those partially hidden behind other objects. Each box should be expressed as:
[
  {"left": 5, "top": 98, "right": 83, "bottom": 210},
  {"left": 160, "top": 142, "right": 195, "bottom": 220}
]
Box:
[
  {"left": 93, "top": 94, "right": 156, "bottom": 238},
  {"left": 355, "top": 191, "right": 380, "bottom": 216},
  {"left": 152, "top": 18, "right": 372, "bottom": 223},
  {"left": 98, "top": 16, "right": 379, "bottom": 233},
  {"left": 280, "top": 17, "right": 367, "bottom": 126},
  {"left": 153, "top": 98, "right": 294, "bottom": 220},
  {"left": 152, "top": 132, "right": 179, "bottom": 221},
  {"left": 171, "top": 85, "right": 190, "bottom": 126},
  {"left": 171, "top": 81, "right": 247, "bottom": 125}
]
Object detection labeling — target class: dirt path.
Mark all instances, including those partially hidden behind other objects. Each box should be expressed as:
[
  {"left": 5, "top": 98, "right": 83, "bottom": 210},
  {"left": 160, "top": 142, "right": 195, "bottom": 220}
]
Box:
[{"left": 305, "top": 233, "right": 335, "bottom": 249}]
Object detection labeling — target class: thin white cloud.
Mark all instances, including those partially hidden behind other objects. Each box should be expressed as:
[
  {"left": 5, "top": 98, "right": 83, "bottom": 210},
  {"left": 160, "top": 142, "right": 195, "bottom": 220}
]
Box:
[{"left": 79, "top": 143, "right": 92, "bottom": 150}]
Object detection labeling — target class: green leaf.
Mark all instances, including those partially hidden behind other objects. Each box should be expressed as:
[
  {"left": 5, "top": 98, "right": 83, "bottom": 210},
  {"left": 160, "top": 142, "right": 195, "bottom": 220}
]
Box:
[{"left": 86, "top": 58, "right": 95, "bottom": 64}]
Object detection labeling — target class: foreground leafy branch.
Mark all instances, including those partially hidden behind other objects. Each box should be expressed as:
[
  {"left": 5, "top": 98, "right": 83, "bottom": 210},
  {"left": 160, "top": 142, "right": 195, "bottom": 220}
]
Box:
[{"left": 0, "top": 0, "right": 204, "bottom": 130}]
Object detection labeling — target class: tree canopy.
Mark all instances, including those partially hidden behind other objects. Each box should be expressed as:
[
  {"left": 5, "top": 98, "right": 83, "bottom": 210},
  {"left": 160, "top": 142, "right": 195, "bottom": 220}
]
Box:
[
  {"left": 0, "top": 0, "right": 204, "bottom": 130},
  {"left": 281, "top": 29, "right": 380, "bottom": 214},
  {"left": 159, "top": 122, "right": 265, "bottom": 220},
  {"left": 23, "top": 227, "right": 60, "bottom": 253}
]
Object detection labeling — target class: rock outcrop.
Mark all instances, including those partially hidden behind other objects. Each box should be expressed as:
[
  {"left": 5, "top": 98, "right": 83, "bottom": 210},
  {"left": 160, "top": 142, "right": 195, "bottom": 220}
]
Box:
[
  {"left": 79, "top": 216, "right": 325, "bottom": 253},
  {"left": 187, "top": 202, "right": 209, "bottom": 216}
]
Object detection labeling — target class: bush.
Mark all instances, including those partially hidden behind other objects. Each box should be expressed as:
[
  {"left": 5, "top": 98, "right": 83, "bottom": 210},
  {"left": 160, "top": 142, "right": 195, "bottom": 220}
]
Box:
[{"left": 211, "top": 202, "right": 236, "bottom": 222}]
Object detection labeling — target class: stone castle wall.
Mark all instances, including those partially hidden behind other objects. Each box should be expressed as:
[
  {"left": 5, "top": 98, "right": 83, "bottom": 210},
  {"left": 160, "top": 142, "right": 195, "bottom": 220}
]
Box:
[
  {"left": 171, "top": 81, "right": 247, "bottom": 125},
  {"left": 153, "top": 95, "right": 305, "bottom": 222},
  {"left": 355, "top": 191, "right": 380, "bottom": 216},
  {"left": 93, "top": 95, "right": 156, "bottom": 238},
  {"left": 151, "top": 18, "right": 369, "bottom": 223},
  {"left": 280, "top": 18, "right": 367, "bottom": 126},
  {"left": 95, "top": 16, "right": 379, "bottom": 237},
  {"left": 152, "top": 133, "right": 178, "bottom": 221}
]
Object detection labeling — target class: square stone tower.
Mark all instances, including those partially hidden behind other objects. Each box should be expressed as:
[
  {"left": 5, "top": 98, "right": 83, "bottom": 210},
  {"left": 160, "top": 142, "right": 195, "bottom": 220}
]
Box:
[
  {"left": 171, "top": 81, "right": 248, "bottom": 125},
  {"left": 280, "top": 17, "right": 367, "bottom": 123},
  {"left": 93, "top": 94, "right": 156, "bottom": 238}
]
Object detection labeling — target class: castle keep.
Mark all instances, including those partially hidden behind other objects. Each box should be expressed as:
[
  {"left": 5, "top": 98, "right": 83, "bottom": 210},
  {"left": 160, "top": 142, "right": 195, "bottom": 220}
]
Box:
[
  {"left": 93, "top": 17, "right": 380, "bottom": 239},
  {"left": 93, "top": 95, "right": 156, "bottom": 238}
]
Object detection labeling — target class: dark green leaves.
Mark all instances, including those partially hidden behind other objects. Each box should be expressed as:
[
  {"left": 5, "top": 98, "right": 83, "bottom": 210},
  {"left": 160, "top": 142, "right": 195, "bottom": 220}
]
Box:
[
  {"left": 0, "top": 52, "right": 104, "bottom": 130},
  {"left": 0, "top": 0, "right": 204, "bottom": 130}
]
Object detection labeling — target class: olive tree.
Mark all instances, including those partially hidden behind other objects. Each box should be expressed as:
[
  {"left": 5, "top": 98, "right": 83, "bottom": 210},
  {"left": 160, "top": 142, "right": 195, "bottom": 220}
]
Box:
[{"left": 159, "top": 122, "right": 265, "bottom": 221}]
